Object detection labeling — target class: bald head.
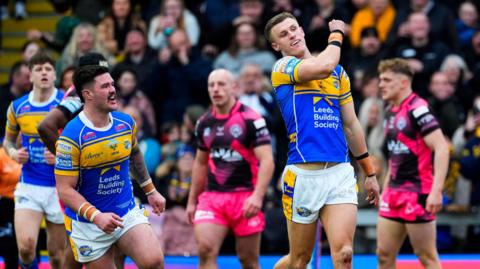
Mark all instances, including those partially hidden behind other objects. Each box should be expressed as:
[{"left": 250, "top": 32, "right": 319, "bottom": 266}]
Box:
[{"left": 208, "top": 69, "right": 238, "bottom": 111}]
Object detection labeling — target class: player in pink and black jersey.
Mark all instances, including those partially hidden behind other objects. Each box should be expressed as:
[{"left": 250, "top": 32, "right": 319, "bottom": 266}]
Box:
[
  {"left": 186, "top": 69, "right": 274, "bottom": 269},
  {"left": 377, "top": 58, "right": 449, "bottom": 269}
]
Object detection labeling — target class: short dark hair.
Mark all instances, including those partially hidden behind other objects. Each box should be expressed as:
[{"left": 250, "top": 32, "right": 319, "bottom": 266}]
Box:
[
  {"left": 28, "top": 52, "right": 55, "bottom": 70},
  {"left": 73, "top": 65, "right": 109, "bottom": 102},
  {"left": 378, "top": 58, "right": 414, "bottom": 79},
  {"left": 264, "top": 12, "right": 297, "bottom": 43}
]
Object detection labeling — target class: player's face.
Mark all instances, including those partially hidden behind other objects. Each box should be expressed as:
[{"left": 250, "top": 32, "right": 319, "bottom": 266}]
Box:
[
  {"left": 92, "top": 73, "right": 118, "bottom": 112},
  {"left": 270, "top": 18, "right": 306, "bottom": 57},
  {"left": 379, "top": 70, "right": 406, "bottom": 103},
  {"left": 30, "top": 62, "right": 56, "bottom": 91},
  {"left": 207, "top": 71, "right": 235, "bottom": 108}
]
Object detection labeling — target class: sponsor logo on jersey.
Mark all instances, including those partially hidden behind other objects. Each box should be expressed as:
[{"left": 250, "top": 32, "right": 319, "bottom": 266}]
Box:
[
  {"left": 84, "top": 152, "right": 103, "bottom": 160},
  {"left": 57, "top": 142, "right": 72, "bottom": 153},
  {"left": 211, "top": 148, "right": 243, "bottom": 162},
  {"left": 216, "top": 126, "right": 224, "bottom": 136},
  {"left": 19, "top": 105, "right": 31, "bottom": 113},
  {"left": 396, "top": 117, "right": 406, "bottom": 130},
  {"left": 82, "top": 132, "right": 96, "bottom": 141},
  {"left": 123, "top": 140, "right": 131, "bottom": 150},
  {"left": 387, "top": 140, "right": 410, "bottom": 154},
  {"left": 253, "top": 118, "right": 266, "bottom": 129},
  {"left": 203, "top": 127, "right": 211, "bottom": 137},
  {"left": 115, "top": 123, "right": 127, "bottom": 132},
  {"left": 108, "top": 139, "right": 118, "bottom": 150}
]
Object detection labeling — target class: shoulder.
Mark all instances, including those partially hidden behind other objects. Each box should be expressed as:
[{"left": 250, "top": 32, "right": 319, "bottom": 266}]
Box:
[
  {"left": 112, "top": 111, "right": 135, "bottom": 126},
  {"left": 11, "top": 93, "right": 30, "bottom": 110},
  {"left": 272, "top": 56, "right": 302, "bottom": 74},
  {"left": 61, "top": 117, "right": 84, "bottom": 140},
  {"left": 239, "top": 104, "right": 262, "bottom": 121},
  {"left": 408, "top": 95, "right": 432, "bottom": 118}
]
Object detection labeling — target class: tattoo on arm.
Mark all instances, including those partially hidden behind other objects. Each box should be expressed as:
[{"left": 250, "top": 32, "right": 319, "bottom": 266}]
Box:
[
  {"left": 129, "top": 145, "right": 150, "bottom": 185},
  {"left": 3, "top": 138, "right": 17, "bottom": 157}
]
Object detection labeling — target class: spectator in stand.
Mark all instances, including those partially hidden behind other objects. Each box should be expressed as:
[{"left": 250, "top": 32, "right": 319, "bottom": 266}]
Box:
[
  {"left": 26, "top": 14, "right": 80, "bottom": 53},
  {"left": 393, "top": 12, "right": 450, "bottom": 97},
  {"left": 148, "top": 29, "right": 212, "bottom": 124},
  {"left": 427, "top": 72, "right": 465, "bottom": 139},
  {"left": 182, "top": 104, "right": 206, "bottom": 148},
  {"left": 204, "top": 0, "right": 266, "bottom": 57},
  {"left": 0, "top": 61, "right": 31, "bottom": 140},
  {"left": 21, "top": 41, "right": 40, "bottom": 62},
  {"left": 387, "top": 0, "right": 458, "bottom": 50},
  {"left": 97, "top": 0, "right": 147, "bottom": 56},
  {"left": 214, "top": 21, "right": 277, "bottom": 76},
  {"left": 464, "top": 28, "right": 480, "bottom": 72},
  {"left": 301, "top": 0, "right": 351, "bottom": 54},
  {"left": 148, "top": 0, "right": 200, "bottom": 50},
  {"left": 0, "top": 0, "right": 26, "bottom": 20},
  {"left": 348, "top": 27, "right": 385, "bottom": 93},
  {"left": 161, "top": 144, "right": 197, "bottom": 256},
  {"left": 350, "top": 0, "right": 396, "bottom": 48},
  {"left": 113, "top": 66, "right": 157, "bottom": 137},
  {"left": 114, "top": 28, "right": 156, "bottom": 91},
  {"left": 358, "top": 97, "right": 385, "bottom": 156},
  {"left": 57, "top": 23, "right": 114, "bottom": 74},
  {"left": 440, "top": 54, "right": 474, "bottom": 111},
  {"left": 58, "top": 66, "right": 75, "bottom": 91},
  {"left": 456, "top": 1, "right": 479, "bottom": 50},
  {"left": 264, "top": 0, "right": 303, "bottom": 20}
]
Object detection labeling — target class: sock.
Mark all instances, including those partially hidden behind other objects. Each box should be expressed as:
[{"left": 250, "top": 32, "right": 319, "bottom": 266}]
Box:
[{"left": 19, "top": 256, "right": 39, "bottom": 269}]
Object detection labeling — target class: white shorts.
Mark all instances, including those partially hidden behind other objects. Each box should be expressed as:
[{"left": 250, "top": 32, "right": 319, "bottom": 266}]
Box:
[
  {"left": 281, "top": 162, "right": 358, "bottom": 224},
  {"left": 14, "top": 182, "right": 64, "bottom": 224},
  {"left": 65, "top": 205, "right": 149, "bottom": 263}
]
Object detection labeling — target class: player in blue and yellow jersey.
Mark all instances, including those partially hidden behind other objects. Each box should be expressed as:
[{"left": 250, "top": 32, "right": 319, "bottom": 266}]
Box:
[
  {"left": 54, "top": 65, "right": 165, "bottom": 268},
  {"left": 264, "top": 12, "right": 380, "bottom": 269},
  {"left": 3, "top": 53, "right": 66, "bottom": 269}
]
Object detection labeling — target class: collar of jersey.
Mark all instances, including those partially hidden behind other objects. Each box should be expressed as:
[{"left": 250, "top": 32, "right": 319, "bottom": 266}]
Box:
[{"left": 79, "top": 111, "right": 113, "bottom": 132}]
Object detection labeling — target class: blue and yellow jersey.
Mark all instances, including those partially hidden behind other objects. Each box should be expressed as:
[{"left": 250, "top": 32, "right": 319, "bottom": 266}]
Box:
[
  {"left": 54, "top": 111, "right": 137, "bottom": 222},
  {"left": 271, "top": 56, "right": 352, "bottom": 164},
  {"left": 5, "top": 89, "right": 64, "bottom": 186}
]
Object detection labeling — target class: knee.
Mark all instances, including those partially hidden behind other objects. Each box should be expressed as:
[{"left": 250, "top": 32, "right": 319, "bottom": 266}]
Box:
[
  {"left": 138, "top": 255, "right": 164, "bottom": 269},
  {"left": 238, "top": 254, "right": 259, "bottom": 269},
  {"left": 376, "top": 247, "right": 394, "bottom": 265},
  {"left": 17, "top": 237, "right": 36, "bottom": 261},
  {"left": 414, "top": 249, "right": 438, "bottom": 266},
  {"left": 197, "top": 240, "right": 217, "bottom": 261},
  {"left": 288, "top": 251, "right": 312, "bottom": 269},
  {"left": 333, "top": 245, "right": 353, "bottom": 265}
]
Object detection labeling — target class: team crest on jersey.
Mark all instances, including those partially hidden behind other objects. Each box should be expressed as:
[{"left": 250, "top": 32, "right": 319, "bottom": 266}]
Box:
[
  {"left": 79, "top": 245, "right": 93, "bottom": 256},
  {"left": 216, "top": 126, "right": 224, "bottom": 136},
  {"left": 124, "top": 139, "right": 131, "bottom": 150},
  {"left": 333, "top": 80, "right": 339, "bottom": 90},
  {"left": 82, "top": 132, "right": 96, "bottom": 141},
  {"left": 396, "top": 117, "right": 406, "bottom": 130},
  {"left": 115, "top": 123, "right": 127, "bottom": 132},
  {"left": 203, "top": 127, "right": 211, "bottom": 137},
  {"left": 108, "top": 139, "right": 118, "bottom": 150},
  {"left": 229, "top": 124, "right": 243, "bottom": 138}
]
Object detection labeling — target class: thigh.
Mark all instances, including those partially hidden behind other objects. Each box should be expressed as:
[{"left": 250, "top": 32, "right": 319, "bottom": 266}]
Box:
[
  {"left": 319, "top": 204, "right": 357, "bottom": 252},
  {"left": 194, "top": 222, "right": 229, "bottom": 253},
  {"left": 85, "top": 246, "right": 115, "bottom": 269},
  {"left": 286, "top": 219, "right": 317, "bottom": 257},
  {"left": 45, "top": 221, "right": 67, "bottom": 251},
  {"left": 406, "top": 221, "right": 437, "bottom": 254},
  {"left": 14, "top": 209, "right": 43, "bottom": 245},
  {"left": 235, "top": 232, "right": 261, "bottom": 259},
  {"left": 117, "top": 223, "right": 163, "bottom": 265},
  {"left": 376, "top": 217, "right": 407, "bottom": 254}
]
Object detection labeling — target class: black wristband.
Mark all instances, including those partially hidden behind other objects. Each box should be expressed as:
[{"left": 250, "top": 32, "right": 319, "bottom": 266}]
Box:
[
  {"left": 367, "top": 173, "right": 376, "bottom": 178},
  {"left": 330, "top": 29, "right": 345, "bottom": 37},
  {"left": 328, "top": 40, "right": 342, "bottom": 48},
  {"left": 355, "top": 152, "right": 369, "bottom": 160}
]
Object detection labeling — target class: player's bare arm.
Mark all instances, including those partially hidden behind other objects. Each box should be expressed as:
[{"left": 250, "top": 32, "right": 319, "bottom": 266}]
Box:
[
  {"left": 129, "top": 141, "right": 166, "bottom": 215},
  {"left": 186, "top": 149, "right": 209, "bottom": 224},
  {"left": 56, "top": 174, "right": 124, "bottom": 234},
  {"left": 243, "top": 144, "right": 275, "bottom": 218},
  {"left": 295, "top": 20, "right": 345, "bottom": 82},
  {"left": 341, "top": 101, "right": 380, "bottom": 205},
  {"left": 38, "top": 108, "right": 69, "bottom": 154},
  {"left": 423, "top": 129, "right": 449, "bottom": 214},
  {"left": 3, "top": 130, "right": 29, "bottom": 164}
]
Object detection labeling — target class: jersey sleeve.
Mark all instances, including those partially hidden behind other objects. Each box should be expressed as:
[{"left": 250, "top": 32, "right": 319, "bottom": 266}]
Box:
[
  {"left": 131, "top": 118, "right": 138, "bottom": 149},
  {"left": 247, "top": 116, "right": 272, "bottom": 147},
  {"left": 338, "top": 66, "right": 353, "bottom": 106},
  {"left": 195, "top": 118, "right": 208, "bottom": 151},
  {"left": 410, "top": 105, "right": 440, "bottom": 137},
  {"left": 5, "top": 103, "right": 19, "bottom": 136},
  {"left": 54, "top": 135, "right": 80, "bottom": 177},
  {"left": 57, "top": 96, "right": 83, "bottom": 120},
  {"left": 271, "top": 56, "right": 302, "bottom": 87}
]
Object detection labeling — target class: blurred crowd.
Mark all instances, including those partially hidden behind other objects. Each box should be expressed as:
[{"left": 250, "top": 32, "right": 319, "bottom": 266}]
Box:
[{"left": 1, "top": 0, "right": 480, "bottom": 255}]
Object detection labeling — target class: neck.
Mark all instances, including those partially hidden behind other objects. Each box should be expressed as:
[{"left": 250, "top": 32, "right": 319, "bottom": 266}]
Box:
[
  {"left": 216, "top": 99, "right": 236, "bottom": 115},
  {"left": 83, "top": 105, "right": 111, "bottom": 128},
  {"left": 32, "top": 87, "right": 54, "bottom": 102},
  {"left": 393, "top": 89, "right": 412, "bottom": 106},
  {"left": 412, "top": 36, "right": 428, "bottom": 47}
]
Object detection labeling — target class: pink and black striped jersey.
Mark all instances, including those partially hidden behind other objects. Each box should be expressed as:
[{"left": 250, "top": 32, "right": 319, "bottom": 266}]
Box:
[
  {"left": 384, "top": 93, "right": 440, "bottom": 194},
  {"left": 195, "top": 101, "right": 271, "bottom": 192}
]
